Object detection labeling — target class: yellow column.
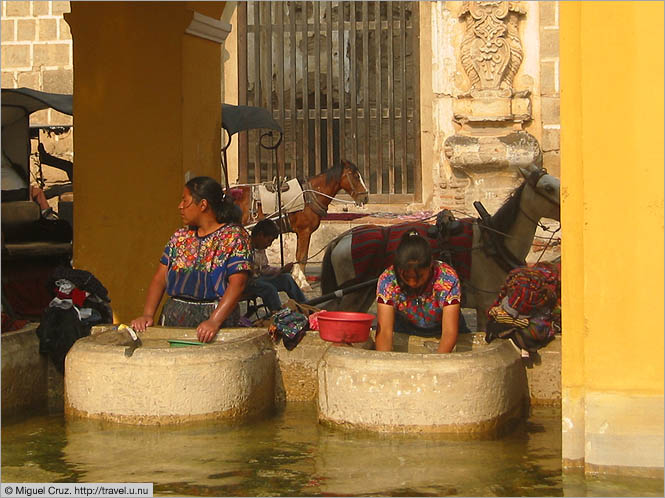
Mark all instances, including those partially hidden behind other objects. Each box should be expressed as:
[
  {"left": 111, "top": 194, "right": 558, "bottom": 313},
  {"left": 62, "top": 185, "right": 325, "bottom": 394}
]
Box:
[
  {"left": 66, "top": 1, "right": 225, "bottom": 322},
  {"left": 559, "top": 0, "right": 586, "bottom": 469},
  {"left": 560, "top": 1, "right": 664, "bottom": 476}
]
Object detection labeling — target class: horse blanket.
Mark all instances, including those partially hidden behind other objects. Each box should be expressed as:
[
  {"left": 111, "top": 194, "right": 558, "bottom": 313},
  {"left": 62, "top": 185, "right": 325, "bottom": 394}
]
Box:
[
  {"left": 444, "top": 218, "right": 474, "bottom": 281},
  {"left": 350, "top": 220, "right": 474, "bottom": 281}
]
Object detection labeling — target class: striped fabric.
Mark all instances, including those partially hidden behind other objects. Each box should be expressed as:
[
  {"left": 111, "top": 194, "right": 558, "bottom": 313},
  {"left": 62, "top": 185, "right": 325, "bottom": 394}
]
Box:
[{"left": 349, "top": 219, "right": 474, "bottom": 281}]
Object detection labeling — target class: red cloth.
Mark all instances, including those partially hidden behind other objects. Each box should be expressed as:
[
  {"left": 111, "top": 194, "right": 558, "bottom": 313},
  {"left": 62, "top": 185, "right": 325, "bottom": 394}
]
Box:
[
  {"left": 491, "top": 262, "right": 561, "bottom": 315},
  {"left": 349, "top": 219, "right": 475, "bottom": 281},
  {"left": 229, "top": 188, "right": 244, "bottom": 201},
  {"left": 55, "top": 288, "right": 88, "bottom": 306},
  {"left": 350, "top": 222, "right": 437, "bottom": 278},
  {"left": 322, "top": 213, "right": 368, "bottom": 221},
  {"left": 1, "top": 313, "right": 29, "bottom": 333},
  {"left": 446, "top": 218, "right": 474, "bottom": 281}
]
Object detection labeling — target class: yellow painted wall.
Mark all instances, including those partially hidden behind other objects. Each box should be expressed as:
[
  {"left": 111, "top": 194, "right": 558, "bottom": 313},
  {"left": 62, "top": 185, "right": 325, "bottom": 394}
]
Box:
[
  {"left": 561, "top": 1, "right": 664, "bottom": 473},
  {"left": 66, "top": 1, "right": 225, "bottom": 322}
]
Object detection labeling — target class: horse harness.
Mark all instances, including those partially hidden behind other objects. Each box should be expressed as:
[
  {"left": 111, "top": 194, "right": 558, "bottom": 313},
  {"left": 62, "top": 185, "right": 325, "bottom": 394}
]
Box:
[
  {"left": 303, "top": 180, "right": 329, "bottom": 218},
  {"left": 474, "top": 168, "right": 558, "bottom": 273}
]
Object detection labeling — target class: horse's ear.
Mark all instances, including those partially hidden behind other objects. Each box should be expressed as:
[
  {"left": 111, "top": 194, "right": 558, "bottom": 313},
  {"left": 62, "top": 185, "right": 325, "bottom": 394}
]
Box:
[{"left": 518, "top": 163, "right": 539, "bottom": 179}]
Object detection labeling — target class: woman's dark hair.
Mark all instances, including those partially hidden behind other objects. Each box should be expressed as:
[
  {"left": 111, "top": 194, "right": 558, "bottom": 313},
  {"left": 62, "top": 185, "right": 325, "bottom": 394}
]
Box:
[
  {"left": 394, "top": 230, "right": 432, "bottom": 272},
  {"left": 185, "top": 176, "right": 238, "bottom": 224}
]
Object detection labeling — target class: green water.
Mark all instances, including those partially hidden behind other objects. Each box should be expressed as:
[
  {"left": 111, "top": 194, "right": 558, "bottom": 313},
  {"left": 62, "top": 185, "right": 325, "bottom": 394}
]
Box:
[{"left": 2, "top": 404, "right": 662, "bottom": 497}]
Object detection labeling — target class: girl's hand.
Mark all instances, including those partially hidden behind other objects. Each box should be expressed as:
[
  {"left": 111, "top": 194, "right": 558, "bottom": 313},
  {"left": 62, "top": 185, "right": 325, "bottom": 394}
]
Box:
[
  {"left": 131, "top": 315, "right": 153, "bottom": 332},
  {"left": 280, "top": 262, "right": 295, "bottom": 274},
  {"left": 197, "top": 319, "right": 221, "bottom": 343}
]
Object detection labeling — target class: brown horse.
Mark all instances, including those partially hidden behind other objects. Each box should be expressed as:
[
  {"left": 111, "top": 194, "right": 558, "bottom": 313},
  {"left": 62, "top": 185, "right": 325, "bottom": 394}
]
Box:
[{"left": 232, "top": 159, "right": 369, "bottom": 281}]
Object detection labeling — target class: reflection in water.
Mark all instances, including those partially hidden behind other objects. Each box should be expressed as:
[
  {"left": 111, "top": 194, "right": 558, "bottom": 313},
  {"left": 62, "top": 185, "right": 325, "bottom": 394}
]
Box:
[{"left": 2, "top": 404, "right": 663, "bottom": 497}]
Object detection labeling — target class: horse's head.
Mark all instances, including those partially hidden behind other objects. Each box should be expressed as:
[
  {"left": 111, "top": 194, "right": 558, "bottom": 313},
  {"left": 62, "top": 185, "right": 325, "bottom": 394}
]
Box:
[
  {"left": 340, "top": 159, "right": 369, "bottom": 207},
  {"left": 519, "top": 165, "right": 560, "bottom": 222}
]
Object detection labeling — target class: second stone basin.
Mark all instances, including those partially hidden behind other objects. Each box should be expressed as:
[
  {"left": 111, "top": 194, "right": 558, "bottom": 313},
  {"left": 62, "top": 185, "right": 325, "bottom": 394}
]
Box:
[{"left": 317, "top": 333, "right": 529, "bottom": 436}]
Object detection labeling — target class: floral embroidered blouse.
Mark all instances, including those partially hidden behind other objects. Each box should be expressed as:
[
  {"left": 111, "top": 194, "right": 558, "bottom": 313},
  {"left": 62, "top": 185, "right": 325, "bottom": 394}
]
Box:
[
  {"left": 160, "top": 224, "right": 252, "bottom": 300},
  {"left": 376, "top": 261, "right": 461, "bottom": 328}
]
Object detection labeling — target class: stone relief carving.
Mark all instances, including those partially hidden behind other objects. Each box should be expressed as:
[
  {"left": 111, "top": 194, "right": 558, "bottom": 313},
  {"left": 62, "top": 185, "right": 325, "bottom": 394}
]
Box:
[{"left": 459, "top": 1, "right": 526, "bottom": 97}]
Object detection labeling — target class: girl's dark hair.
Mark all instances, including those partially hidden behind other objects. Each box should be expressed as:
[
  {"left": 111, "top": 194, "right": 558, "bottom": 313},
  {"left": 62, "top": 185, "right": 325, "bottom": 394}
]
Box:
[
  {"left": 394, "top": 230, "right": 432, "bottom": 272},
  {"left": 252, "top": 218, "right": 280, "bottom": 238},
  {"left": 393, "top": 230, "right": 433, "bottom": 291},
  {"left": 185, "top": 176, "right": 238, "bottom": 224}
]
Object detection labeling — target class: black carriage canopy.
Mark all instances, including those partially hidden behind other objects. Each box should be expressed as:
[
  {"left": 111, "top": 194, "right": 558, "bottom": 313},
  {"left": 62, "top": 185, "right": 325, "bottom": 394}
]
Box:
[
  {"left": 2, "top": 87, "right": 73, "bottom": 184},
  {"left": 221, "top": 103, "right": 282, "bottom": 136}
]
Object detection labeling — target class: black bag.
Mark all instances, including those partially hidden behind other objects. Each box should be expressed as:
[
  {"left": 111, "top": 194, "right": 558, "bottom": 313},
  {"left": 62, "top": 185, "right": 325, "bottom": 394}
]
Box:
[
  {"left": 36, "top": 307, "right": 90, "bottom": 373},
  {"left": 35, "top": 268, "right": 112, "bottom": 372}
]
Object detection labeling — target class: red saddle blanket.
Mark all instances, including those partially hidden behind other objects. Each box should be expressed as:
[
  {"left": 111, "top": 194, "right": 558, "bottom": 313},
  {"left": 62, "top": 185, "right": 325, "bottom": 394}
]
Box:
[{"left": 350, "top": 219, "right": 474, "bottom": 281}]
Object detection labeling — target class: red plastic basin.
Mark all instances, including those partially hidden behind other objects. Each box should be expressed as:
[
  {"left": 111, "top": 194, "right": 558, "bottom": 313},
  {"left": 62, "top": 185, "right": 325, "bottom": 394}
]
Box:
[{"left": 317, "top": 311, "right": 374, "bottom": 343}]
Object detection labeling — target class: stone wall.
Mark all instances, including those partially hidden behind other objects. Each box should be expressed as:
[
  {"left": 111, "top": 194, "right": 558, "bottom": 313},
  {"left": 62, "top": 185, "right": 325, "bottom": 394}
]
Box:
[
  {"left": 422, "top": 1, "right": 561, "bottom": 216},
  {"left": 539, "top": 2, "right": 560, "bottom": 178},
  {"left": 1, "top": 1, "right": 72, "bottom": 117},
  {"left": 1, "top": 0, "right": 73, "bottom": 189}
]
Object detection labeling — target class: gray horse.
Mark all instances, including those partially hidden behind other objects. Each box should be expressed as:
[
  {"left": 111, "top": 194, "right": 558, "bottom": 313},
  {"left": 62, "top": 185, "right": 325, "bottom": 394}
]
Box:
[{"left": 319, "top": 164, "right": 560, "bottom": 331}]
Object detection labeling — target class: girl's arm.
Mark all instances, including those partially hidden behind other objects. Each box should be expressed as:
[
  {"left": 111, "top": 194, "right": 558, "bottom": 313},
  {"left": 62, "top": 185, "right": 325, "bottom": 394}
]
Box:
[
  {"left": 197, "top": 271, "right": 250, "bottom": 342},
  {"left": 438, "top": 303, "right": 460, "bottom": 353},
  {"left": 130, "top": 263, "right": 167, "bottom": 332},
  {"left": 375, "top": 302, "right": 396, "bottom": 351}
]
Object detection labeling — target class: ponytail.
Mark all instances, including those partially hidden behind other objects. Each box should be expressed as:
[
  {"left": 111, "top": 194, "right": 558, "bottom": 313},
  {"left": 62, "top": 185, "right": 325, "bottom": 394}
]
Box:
[
  {"left": 394, "top": 230, "right": 432, "bottom": 271},
  {"left": 185, "top": 176, "right": 239, "bottom": 224}
]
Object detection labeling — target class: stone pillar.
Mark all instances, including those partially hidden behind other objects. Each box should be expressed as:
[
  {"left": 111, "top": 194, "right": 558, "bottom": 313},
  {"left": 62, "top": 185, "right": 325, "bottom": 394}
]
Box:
[
  {"left": 65, "top": 1, "right": 229, "bottom": 322},
  {"left": 441, "top": 1, "right": 542, "bottom": 213}
]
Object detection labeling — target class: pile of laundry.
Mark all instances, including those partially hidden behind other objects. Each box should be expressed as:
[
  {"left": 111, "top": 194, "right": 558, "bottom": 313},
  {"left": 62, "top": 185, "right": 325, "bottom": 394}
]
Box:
[
  {"left": 266, "top": 299, "right": 324, "bottom": 351},
  {"left": 485, "top": 261, "right": 561, "bottom": 354},
  {"left": 36, "top": 267, "right": 112, "bottom": 372}
]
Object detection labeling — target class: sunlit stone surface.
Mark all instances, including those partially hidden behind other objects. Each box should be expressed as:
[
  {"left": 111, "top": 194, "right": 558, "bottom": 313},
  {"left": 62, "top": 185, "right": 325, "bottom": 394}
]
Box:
[
  {"left": 64, "top": 327, "right": 276, "bottom": 425},
  {"left": 318, "top": 333, "right": 529, "bottom": 435}
]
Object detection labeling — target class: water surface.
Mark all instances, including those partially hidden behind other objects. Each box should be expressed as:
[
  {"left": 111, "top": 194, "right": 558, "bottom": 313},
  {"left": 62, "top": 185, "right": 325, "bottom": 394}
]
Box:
[{"left": 2, "top": 404, "right": 662, "bottom": 496}]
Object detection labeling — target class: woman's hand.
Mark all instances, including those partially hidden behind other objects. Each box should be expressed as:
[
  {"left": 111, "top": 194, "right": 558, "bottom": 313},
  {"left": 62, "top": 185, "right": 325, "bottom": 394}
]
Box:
[
  {"left": 131, "top": 315, "right": 154, "bottom": 332},
  {"left": 197, "top": 318, "right": 221, "bottom": 343}
]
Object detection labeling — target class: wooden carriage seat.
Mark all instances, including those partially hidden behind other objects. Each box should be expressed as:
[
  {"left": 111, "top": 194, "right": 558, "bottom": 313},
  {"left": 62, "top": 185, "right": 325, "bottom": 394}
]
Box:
[{"left": 1, "top": 200, "right": 40, "bottom": 225}]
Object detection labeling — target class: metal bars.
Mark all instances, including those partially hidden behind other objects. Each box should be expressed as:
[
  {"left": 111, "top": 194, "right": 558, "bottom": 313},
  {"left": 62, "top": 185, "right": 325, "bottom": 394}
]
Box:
[{"left": 238, "top": 1, "right": 420, "bottom": 202}]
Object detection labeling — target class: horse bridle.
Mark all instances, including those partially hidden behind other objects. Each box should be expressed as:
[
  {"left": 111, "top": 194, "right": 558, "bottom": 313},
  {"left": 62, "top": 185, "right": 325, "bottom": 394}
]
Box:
[
  {"left": 343, "top": 168, "right": 369, "bottom": 200},
  {"left": 526, "top": 168, "right": 559, "bottom": 205},
  {"left": 521, "top": 167, "right": 561, "bottom": 241}
]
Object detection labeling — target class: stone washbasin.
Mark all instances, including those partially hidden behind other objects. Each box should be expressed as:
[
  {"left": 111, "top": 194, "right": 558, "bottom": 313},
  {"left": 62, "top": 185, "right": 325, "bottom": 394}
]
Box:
[
  {"left": 317, "top": 332, "right": 529, "bottom": 436},
  {"left": 65, "top": 326, "right": 276, "bottom": 425}
]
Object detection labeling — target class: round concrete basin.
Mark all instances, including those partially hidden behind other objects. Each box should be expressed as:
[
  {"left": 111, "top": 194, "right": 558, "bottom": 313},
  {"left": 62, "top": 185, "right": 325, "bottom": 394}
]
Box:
[
  {"left": 317, "top": 333, "right": 528, "bottom": 436},
  {"left": 65, "top": 327, "right": 276, "bottom": 425}
]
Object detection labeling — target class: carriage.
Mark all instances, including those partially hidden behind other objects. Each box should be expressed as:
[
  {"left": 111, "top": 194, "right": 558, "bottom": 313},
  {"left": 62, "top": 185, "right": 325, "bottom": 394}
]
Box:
[
  {"left": 1, "top": 87, "right": 74, "bottom": 318},
  {"left": 220, "top": 104, "right": 369, "bottom": 285}
]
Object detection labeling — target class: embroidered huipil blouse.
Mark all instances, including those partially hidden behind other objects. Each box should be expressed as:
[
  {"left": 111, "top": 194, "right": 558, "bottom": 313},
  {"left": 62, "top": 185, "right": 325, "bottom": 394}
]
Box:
[
  {"left": 376, "top": 261, "right": 461, "bottom": 328},
  {"left": 160, "top": 224, "right": 252, "bottom": 300}
]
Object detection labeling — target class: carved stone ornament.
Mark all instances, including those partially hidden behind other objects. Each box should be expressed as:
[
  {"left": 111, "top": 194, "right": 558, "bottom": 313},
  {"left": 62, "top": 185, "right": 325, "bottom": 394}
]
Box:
[
  {"left": 444, "top": 130, "right": 541, "bottom": 174},
  {"left": 459, "top": 1, "right": 526, "bottom": 97}
]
